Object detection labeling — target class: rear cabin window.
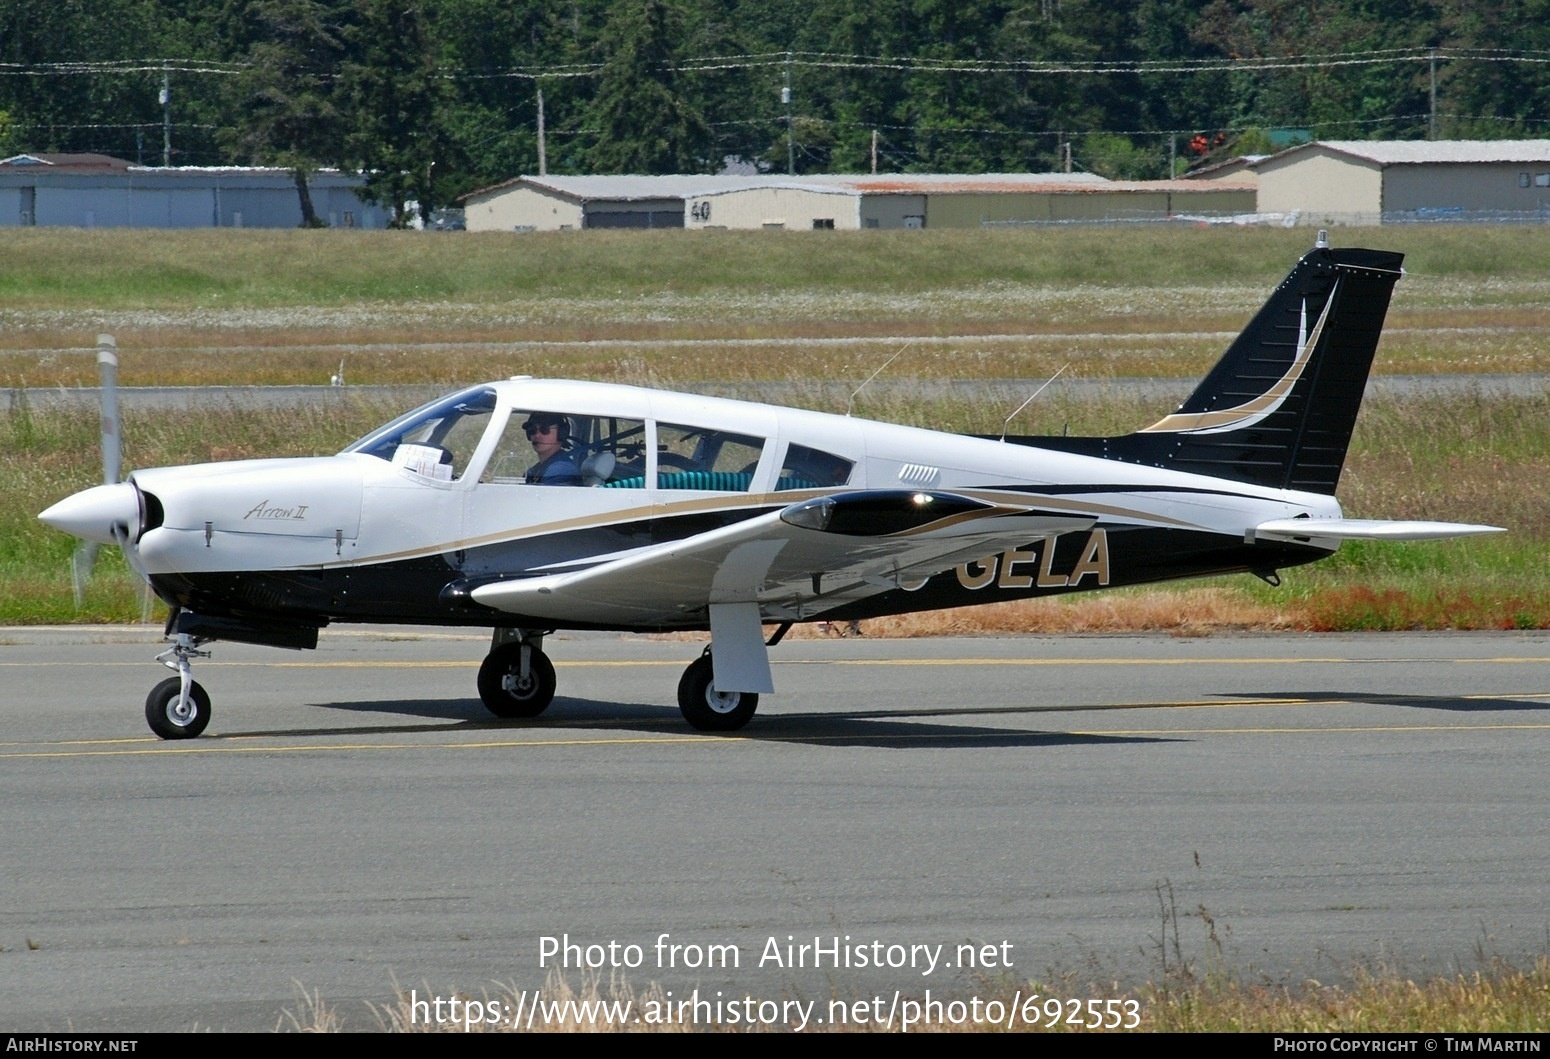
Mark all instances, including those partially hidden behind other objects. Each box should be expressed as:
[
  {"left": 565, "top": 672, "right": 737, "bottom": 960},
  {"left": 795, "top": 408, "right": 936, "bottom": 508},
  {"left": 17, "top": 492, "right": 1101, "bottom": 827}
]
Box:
[
  {"left": 776, "top": 444, "right": 854, "bottom": 490},
  {"left": 652, "top": 424, "right": 765, "bottom": 491}
]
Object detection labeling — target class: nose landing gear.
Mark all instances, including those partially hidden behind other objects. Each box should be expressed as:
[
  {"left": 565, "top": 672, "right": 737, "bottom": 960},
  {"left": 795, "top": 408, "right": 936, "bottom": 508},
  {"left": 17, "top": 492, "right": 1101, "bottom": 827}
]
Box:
[{"left": 146, "top": 633, "right": 212, "bottom": 739}]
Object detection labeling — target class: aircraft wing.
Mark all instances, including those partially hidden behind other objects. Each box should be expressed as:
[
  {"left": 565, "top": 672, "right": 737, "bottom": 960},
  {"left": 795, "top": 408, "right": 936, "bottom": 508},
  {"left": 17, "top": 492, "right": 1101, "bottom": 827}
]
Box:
[
  {"left": 469, "top": 490, "right": 1096, "bottom": 626},
  {"left": 1253, "top": 517, "right": 1505, "bottom": 543}
]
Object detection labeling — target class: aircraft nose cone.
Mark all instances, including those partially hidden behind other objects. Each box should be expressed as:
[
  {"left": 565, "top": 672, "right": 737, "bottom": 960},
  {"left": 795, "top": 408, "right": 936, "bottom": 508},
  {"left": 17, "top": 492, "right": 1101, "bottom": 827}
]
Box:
[{"left": 38, "top": 482, "right": 139, "bottom": 544}]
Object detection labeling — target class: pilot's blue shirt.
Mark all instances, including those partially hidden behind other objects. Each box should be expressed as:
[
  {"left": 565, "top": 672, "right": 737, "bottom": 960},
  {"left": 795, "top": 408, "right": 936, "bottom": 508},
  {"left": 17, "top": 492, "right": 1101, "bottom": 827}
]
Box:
[{"left": 526, "top": 453, "right": 583, "bottom": 485}]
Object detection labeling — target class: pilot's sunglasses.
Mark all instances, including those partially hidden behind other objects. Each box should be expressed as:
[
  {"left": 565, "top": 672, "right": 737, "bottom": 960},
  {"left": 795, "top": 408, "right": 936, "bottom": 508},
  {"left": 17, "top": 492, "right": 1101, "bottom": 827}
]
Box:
[{"left": 523, "top": 423, "right": 556, "bottom": 436}]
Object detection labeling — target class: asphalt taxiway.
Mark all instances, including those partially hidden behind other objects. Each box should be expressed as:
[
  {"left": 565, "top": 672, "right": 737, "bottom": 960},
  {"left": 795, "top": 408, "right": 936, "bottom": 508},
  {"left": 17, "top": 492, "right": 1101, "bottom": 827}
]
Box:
[{"left": 3, "top": 627, "right": 1548, "bottom": 1031}]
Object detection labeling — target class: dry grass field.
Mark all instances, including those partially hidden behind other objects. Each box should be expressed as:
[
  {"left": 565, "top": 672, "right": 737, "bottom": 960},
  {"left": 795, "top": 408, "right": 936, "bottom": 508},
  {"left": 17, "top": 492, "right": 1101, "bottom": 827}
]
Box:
[{"left": 283, "top": 959, "right": 1550, "bottom": 1032}]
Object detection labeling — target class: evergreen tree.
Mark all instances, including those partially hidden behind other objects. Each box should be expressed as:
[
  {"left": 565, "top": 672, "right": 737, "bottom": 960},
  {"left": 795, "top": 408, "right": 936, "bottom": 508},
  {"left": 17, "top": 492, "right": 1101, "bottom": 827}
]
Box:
[
  {"left": 226, "top": 0, "right": 356, "bottom": 225},
  {"left": 797, "top": 0, "right": 913, "bottom": 172},
  {"left": 0, "top": 0, "right": 164, "bottom": 159},
  {"left": 900, "top": 0, "right": 1014, "bottom": 172},
  {"left": 432, "top": 0, "right": 606, "bottom": 187},
  {"left": 1438, "top": 0, "right": 1550, "bottom": 138},
  {"left": 1, "top": 0, "right": 1547, "bottom": 193},
  {"left": 341, "top": 0, "right": 459, "bottom": 224},
  {"left": 996, "top": 0, "right": 1148, "bottom": 174},
  {"left": 583, "top": 0, "right": 712, "bottom": 173},
  {"left": 1192, "top": 0, "right": 1439, "bottom": 141}
]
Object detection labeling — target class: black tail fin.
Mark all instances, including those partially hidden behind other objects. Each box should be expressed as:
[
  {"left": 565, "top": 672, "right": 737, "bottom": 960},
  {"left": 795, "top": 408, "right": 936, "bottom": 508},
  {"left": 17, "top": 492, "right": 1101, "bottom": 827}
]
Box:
[{"left": 1010, "top": 243, "right": 1405, "bottom": 495}]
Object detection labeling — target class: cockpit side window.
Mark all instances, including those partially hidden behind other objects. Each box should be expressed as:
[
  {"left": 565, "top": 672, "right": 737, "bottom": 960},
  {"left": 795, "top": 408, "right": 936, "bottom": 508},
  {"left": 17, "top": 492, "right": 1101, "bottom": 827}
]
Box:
[
  {"left": 775, "top": 444, "right": 854, "bottom": 490},
  {"left": 342, "top": 386, "right": 496, "bottom": 481},
  {"left": 653, "top": 424, "right": 765, "bottom": 491},
  {"left": 481, "top": 411, "right": 647, "bottom": 487}
]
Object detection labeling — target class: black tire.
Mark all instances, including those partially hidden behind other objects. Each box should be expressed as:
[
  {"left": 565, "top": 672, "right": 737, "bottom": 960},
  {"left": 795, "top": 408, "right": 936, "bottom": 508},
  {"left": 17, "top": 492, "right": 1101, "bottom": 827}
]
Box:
[
  {"left": 145, "top": 676, "right": 211, "bottom": 740},
  {"left": 477, "top": 643, "right": 556, "bottom": 718},
  {"left": 676, "top": 654, "right": 758, "bottom": 732}
]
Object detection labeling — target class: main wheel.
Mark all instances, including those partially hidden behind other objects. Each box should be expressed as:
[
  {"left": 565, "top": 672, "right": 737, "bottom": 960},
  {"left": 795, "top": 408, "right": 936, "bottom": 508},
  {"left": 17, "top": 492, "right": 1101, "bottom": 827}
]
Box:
[
  {"left": 477, "top": 643, "right": 556, "bottom": 718},
  {"left": 676, "top": 654, "right": 758, "bottom": 732},
  {"left": 145, "top": 676, "right": 212, "bottom": 740}
]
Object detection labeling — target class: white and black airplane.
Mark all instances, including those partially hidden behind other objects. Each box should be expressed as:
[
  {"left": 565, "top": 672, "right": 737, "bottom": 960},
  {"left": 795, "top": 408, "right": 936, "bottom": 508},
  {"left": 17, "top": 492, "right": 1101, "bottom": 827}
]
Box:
[{"left": 40, "top": 236, "right": 1501, "bottom": 739}]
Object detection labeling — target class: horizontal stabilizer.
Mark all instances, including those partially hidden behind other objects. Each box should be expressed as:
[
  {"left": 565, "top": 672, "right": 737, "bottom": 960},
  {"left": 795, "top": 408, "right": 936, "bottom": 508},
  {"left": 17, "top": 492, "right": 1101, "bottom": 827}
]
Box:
[{"left": 1253, "top": 517, "right": 1505, "bottom": 542}]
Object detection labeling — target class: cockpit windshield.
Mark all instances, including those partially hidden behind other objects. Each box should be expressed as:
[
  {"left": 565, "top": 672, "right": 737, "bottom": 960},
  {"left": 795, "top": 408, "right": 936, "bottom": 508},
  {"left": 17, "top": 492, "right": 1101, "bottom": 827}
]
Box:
[{"left": 341, "top": 386, "right": 497, "bottom": 481}]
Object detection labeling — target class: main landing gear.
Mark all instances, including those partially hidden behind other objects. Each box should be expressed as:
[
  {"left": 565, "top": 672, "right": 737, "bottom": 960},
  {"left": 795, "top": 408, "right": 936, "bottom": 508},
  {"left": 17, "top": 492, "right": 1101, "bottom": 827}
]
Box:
[
  {"left": 145, "top": 632, "right": 212, "bottom": 739},
  {"left": 475, "top": 630, "right": 769, "bottom": 732},
  {"left": 676, "top": 648, "right": 758, "bottom": 732},
  {"left": 477, "top": 628, "right": 557, "bottom": 718}
]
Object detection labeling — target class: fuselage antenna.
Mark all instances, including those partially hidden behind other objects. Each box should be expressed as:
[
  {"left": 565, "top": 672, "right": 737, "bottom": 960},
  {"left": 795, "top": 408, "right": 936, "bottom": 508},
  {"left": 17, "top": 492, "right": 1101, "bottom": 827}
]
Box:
[
  {"left": 1000, "top": 363, "right": 1069, "bottom": 442},
  {"left": 846, "top": 341, "right": 912, "bottom": 417}
]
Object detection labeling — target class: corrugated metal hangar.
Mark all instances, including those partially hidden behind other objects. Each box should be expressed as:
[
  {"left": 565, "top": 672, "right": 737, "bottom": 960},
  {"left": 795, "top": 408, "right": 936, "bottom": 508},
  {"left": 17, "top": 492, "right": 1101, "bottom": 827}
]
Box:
[
  {"left": 1252, "top": 140, "right": 1550, "bottom": 225},
  {"left": 12, "top": 139, "right": 1547, "bottom": 232},
  {"left": 0, "top": 153, "right": 392, "bottom": 229},
  {"left": 461, "top": 172, "right": 1257, "bottom": 232}
]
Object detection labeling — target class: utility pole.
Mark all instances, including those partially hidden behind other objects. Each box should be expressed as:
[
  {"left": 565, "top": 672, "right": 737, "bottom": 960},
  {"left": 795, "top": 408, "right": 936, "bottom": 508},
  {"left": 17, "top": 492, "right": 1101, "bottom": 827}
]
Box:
[
  {"left": 536, "top": 87, "right": 547, "bottom": 176},
  {"left": 784, "top": 53, "right": 794, "bottom": 176},
  {"left": 870, "top": 129, "right": 878, "bottom": 174},
  {"left": 159, "top": 64, "right": 171, "bottom": 167},
  {"left": 1428, "top": 49, "right": 1438, "bottom": 140}
]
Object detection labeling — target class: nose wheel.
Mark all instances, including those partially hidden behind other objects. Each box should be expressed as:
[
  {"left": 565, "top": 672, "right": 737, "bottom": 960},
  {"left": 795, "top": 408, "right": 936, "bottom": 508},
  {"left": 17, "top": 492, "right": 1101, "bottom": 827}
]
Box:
[
  {"left": 146, "top": 633, "right": 212, "bottom": 739},
  {"left": 146, "top": 676, "right": 211, "bottom": 739}
]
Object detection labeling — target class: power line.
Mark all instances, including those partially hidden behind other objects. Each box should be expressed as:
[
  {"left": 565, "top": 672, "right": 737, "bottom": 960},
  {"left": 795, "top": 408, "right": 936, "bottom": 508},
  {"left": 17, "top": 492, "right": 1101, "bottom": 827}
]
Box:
[
  {"left": 0, "top": 59, "right": 247, "bottom": 76},
  {"left": 8, "top": 47, "right": 1550, "bottom": 81},
  {"left": 5, "top": 122, "right": 220, "bottom": 131}
]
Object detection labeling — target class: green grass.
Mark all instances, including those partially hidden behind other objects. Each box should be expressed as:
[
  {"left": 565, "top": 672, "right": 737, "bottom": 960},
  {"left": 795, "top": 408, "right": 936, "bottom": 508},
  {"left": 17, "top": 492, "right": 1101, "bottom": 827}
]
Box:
[
  {"left": 2, "top": 225, "right": 1549, "bottom": 310},
  {"left": 4, "top": 225, "right": 1548, "bottom": 390}
]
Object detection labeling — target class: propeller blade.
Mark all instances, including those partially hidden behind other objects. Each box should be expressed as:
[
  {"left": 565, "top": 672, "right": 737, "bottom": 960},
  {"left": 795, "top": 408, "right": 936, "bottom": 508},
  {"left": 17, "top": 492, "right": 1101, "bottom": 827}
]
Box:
[
  {"left": 67, "top": 335, "right": 123, "bottom": 609},
  {"left": 70, "top": 542, "right": 99, "bottom": 609},
  {"left": 112, "top": 520, "right": 151, "bottom": 584},
  {"left": 98, "top": 334, "right": 120, "bottom": 486}
]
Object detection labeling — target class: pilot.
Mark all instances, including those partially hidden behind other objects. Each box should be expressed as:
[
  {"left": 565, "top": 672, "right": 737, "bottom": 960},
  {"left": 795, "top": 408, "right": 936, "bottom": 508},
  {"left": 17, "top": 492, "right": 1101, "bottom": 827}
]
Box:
[{"left": 523, "top": 413, "right": 583, "bottom": 485}]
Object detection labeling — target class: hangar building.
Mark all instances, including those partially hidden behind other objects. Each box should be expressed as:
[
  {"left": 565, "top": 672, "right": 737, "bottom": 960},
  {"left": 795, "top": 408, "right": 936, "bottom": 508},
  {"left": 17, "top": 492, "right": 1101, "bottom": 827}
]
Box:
[
  {"left": 0, "top": 153, "right": 391, "bottom": 229},
  {"left": 461, "top": 173, "right": 1255, "bottom": 231},
  {"left": 1254, "top": 140, "right": 1550, "bottom": 225}
]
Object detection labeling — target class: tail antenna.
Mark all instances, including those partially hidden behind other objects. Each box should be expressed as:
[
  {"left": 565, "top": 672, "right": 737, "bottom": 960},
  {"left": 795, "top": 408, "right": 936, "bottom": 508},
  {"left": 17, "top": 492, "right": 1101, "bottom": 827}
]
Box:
[
  {"left": 846, "top": 341, "right": 912, "bottom": 417},
  {"left": 1000, "top": 363, "right": 1070, "bottom": 442}
]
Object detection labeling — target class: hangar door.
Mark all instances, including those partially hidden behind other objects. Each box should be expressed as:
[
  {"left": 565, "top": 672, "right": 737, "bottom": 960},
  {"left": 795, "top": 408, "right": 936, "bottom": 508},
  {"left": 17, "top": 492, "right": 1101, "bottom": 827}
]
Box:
[{"left": 584, "top": 207, "right": 684, "bottom": 229}]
